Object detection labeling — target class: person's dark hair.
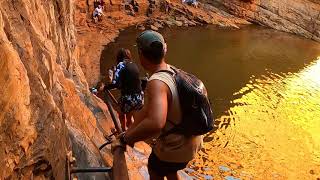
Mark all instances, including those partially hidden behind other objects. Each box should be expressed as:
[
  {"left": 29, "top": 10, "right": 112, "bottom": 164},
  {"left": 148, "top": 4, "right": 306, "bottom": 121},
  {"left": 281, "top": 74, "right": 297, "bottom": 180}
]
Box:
[
  {"left": 140, "top": 41, "right": 164, "bottom": 64},
  {"left": 116, "top": 48, "right": 132, "bottom": 63}
]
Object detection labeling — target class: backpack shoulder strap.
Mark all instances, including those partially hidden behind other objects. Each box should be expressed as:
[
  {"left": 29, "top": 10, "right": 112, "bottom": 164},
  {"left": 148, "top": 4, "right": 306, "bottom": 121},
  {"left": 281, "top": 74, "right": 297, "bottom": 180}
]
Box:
[
  {"left": 153, "top": 66, "right": 185, "bottom": 137},
  {"left": 156, "top": 70, "right": 174, "bottom": 76},
  {"left": 155, "top": 65, "right": 177, "bottom": 75}
]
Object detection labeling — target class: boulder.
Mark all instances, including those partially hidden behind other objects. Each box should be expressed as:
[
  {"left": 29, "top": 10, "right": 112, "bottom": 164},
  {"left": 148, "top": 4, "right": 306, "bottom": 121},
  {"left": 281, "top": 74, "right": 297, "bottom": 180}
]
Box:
[
  {"left": 150, "top": 25, "right": 159, "bottom": 31},
  {"left": 153, "top": 21, "right": 164, "bottom": 29},
  {"left": 175, "top": 20, "right": 183, "bottom": 26}
]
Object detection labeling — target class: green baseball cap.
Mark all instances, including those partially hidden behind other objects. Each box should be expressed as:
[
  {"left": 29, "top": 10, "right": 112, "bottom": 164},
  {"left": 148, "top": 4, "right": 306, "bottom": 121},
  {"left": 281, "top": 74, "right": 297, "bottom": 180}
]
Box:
[{"left": 136, "top": 30, "right": 166, "bottom": 52}]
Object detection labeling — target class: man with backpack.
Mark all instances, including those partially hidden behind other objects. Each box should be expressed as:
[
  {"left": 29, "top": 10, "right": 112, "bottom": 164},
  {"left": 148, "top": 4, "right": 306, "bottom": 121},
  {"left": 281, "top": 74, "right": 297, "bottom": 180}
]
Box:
[{"left": 112, "top": 30, "right": 213, "bottom": 180}]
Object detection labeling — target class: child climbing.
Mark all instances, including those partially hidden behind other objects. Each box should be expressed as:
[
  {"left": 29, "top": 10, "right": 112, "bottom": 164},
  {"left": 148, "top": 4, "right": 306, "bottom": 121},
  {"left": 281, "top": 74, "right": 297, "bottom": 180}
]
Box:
[{"left": 182, "top": 0, "right": 198, "bottom": 8}]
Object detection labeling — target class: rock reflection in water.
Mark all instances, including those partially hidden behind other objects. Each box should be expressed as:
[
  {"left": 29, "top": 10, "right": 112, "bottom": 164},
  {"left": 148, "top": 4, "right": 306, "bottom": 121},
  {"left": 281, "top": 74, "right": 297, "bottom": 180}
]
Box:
[{"left": 188, "top": 57, "right": 320, "bottom": 179}]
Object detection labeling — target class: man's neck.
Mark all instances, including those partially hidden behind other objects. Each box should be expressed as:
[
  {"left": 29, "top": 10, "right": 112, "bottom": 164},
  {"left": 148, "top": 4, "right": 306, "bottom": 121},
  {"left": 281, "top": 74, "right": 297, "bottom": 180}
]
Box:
[{"left": 149, "top": 60, "right": 168, "bottom": 74}]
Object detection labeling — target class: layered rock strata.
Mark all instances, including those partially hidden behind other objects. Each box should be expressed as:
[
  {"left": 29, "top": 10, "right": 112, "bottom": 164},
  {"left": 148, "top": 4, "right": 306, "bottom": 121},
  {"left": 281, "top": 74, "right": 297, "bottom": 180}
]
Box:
[{"left": 213, "top": 0, "right": 320, "bottom": 41}]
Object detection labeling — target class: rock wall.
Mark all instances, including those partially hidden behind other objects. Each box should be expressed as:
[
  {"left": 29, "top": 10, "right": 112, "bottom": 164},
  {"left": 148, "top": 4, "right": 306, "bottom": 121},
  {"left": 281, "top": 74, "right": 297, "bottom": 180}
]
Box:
[
  {"left": 213, "top": 0, "right": 320, "bottom": 41},
  {"left": 0, "top": 1, "right": 112, "bottom": 179}
]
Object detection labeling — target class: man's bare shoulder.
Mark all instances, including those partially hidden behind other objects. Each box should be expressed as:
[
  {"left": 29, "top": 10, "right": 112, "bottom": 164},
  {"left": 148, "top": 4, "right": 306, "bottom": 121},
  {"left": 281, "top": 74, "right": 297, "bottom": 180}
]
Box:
[{"left": 146, "top": 79, "right": 170, "bottom": 97}]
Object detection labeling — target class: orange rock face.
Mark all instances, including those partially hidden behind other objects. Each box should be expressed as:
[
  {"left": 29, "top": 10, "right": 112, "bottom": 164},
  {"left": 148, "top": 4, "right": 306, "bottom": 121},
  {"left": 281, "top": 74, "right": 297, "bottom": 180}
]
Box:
[
  {"left": 0, "top": 1, "right": 113, "bottom": 179},
  {"left": 214, "top": 0, "right": 320, "bottom": 41}
]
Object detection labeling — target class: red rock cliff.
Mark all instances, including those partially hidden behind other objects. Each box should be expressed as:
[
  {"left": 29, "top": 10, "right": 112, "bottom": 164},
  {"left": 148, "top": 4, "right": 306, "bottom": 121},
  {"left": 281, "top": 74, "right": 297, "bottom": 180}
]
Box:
[
  {"left": 0, "top": 1, "right": 112, "bottom": 179},
  {"left": 213, "top": 0, "right": 320, "bottom": 41}
]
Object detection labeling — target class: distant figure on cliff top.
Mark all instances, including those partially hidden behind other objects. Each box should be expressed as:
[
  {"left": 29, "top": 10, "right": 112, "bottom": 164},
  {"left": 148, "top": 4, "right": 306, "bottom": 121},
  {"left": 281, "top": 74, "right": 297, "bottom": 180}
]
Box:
[
  {"left": 182, "top": 0, "right": 198, "bottom": 8},
  {"left": 112, "top": 30, "right": 214, "bottom": 179},
  {"left": 93, "top": 5, "right": 103, "bottom": 23},
  {"left": 105, "top": 48, "right": 144, "bottom": 130}
]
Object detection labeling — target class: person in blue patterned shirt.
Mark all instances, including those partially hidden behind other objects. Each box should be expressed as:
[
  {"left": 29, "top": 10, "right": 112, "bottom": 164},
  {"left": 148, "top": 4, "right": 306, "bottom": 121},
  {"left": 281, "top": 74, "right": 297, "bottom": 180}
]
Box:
[{"left": 106, "top": 48, "right": 144, "bottom": 130}]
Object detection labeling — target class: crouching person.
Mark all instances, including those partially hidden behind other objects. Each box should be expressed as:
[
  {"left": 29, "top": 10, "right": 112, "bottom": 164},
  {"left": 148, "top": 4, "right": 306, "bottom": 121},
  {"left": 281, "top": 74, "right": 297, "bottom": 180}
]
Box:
[{"left": 93, "top": 5, "right": 103, "bottom": 23}]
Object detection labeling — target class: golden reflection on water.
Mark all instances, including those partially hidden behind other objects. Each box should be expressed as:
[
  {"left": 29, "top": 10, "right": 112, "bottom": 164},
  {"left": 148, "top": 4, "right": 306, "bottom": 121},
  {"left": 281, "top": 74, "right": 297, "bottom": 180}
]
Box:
[{"left": 188, "top": 57, "right": 320, "bottom": 179}]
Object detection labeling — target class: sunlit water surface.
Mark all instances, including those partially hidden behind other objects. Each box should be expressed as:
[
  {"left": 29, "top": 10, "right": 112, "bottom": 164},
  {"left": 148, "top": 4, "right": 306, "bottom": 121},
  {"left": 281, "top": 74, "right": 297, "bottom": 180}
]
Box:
[{"left": 101, "top": 25, "right": 320, "bottom": 179}]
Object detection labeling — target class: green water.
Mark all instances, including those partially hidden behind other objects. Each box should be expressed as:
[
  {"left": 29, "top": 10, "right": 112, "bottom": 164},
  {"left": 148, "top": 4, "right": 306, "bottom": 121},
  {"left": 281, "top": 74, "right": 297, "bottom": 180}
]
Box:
[{"left": 101, "top": 25, "right": 320, "bottom": 179}]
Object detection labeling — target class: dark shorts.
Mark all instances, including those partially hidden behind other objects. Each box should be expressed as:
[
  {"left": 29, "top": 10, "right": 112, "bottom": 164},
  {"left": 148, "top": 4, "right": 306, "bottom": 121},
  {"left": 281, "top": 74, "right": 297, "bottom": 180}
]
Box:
[
  {"left": 119, "top": 92, "right": 144, "bottom": 113},
  {"left": 148, "top": 151, "right": 188, "bottom": 177}
]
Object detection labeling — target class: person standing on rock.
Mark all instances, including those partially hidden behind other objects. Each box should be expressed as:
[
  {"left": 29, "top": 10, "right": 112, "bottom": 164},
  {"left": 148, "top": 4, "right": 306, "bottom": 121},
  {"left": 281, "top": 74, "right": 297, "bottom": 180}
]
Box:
[
  {"left": 113, "top": 31, "right": 204, "bottom": 180},
  {"left": 105, "top": 48, "right": 144, "bottom": 130}
]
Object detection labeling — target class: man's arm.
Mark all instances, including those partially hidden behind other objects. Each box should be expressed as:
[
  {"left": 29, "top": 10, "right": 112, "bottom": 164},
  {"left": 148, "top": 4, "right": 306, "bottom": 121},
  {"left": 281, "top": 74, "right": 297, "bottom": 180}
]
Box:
[
  {"left": 130, "top": 100, "right": 147, "bottom": 129},
  {"left": 124, "top": 80, "right": 169, "bottom": 144}
]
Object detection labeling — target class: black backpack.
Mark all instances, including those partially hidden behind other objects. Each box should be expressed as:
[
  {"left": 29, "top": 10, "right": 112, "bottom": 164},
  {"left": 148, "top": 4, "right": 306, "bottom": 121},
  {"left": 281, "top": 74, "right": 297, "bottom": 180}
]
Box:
[{"left": 158, "top": 66, "right": 214, "bottom": 136}]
